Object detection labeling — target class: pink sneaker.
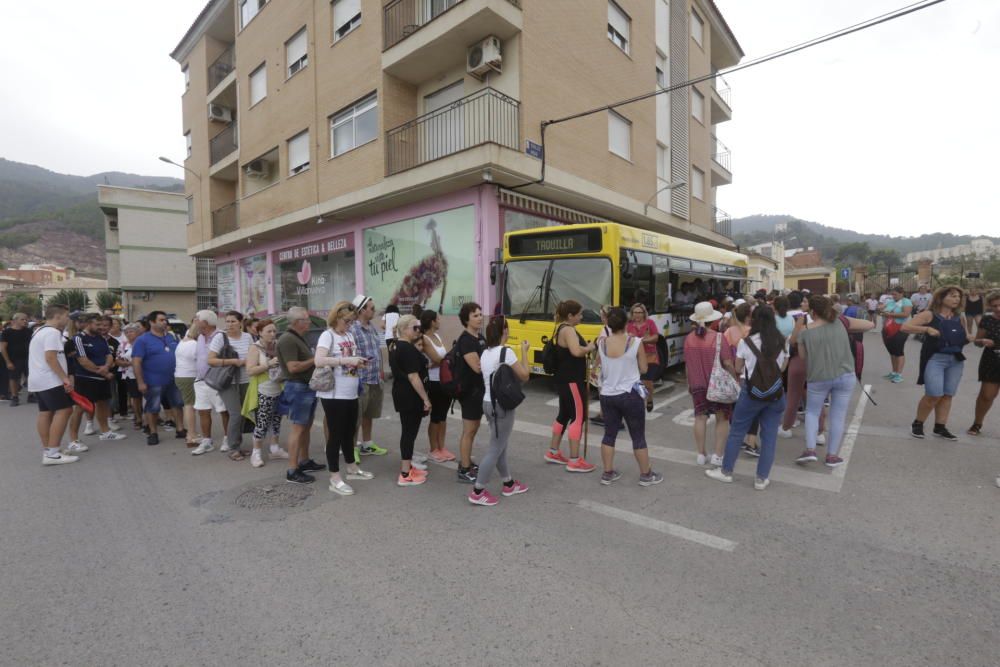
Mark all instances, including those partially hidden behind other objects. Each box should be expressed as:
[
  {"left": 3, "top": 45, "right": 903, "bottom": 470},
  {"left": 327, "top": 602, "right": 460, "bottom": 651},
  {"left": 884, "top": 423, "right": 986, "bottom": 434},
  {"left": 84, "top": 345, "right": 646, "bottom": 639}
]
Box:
[
  {"left": 824, "top": 454, "right": 845, "bottom": 468},
  {"left": 468, "top": 488, "right": 499, "bottom": 506},
  {"left": 566, "top": 458, "right": 596, "bottom": 473},
  {"left": 437, "top": 448, "right": 457, "bottom": 462},
  {"left": 501, "top": 480, "right": 529, "bottom": 497},
  {"left": 544, "top": 449, "right": 569, "bottom": 465}
]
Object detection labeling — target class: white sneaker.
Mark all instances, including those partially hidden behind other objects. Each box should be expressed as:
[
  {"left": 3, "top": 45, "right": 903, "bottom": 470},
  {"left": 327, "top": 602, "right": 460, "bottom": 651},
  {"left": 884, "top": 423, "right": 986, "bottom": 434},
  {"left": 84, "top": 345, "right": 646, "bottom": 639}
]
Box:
[
  {"left": 696, "top": 453, "right": 708, "bottom": 466},
  {"left": 250, "top": 449, "right": 264, "bottom": 468},
  {"left": 269, "top": 447, "right": 290, "bottom": 460},
  {"left": 704, "top": 467, "right": 733, "bottom": 483},
  {"left": 66, "top": 441, "right": 89, "bottom": 453},
  {"left": 709, "top": 454, "right": 724, "bottom": 467},
  {"left": 99, "top": 431, "right": 127, "bottom": 441},
  {"left": 412, "top": 452, "right": 429, "bottom": 464},
  {"left": 792, "top": 420, "right": 801, "bottom": 428},
  {"left": 754, "top": 477, "right": 770, "bottom": 491},
  {"left": 346, "top": 468, "right": 374, "bottom": 480},
  {"left": 43, "top": 453, "right": 79, "bottom": 465},
  {"left": 410, "top": 459, "right": 428, "bottom": 471},
  {"left": 329, "top": 479, "right": 355, "bottom": 495},
  {"left": 192, "top": 441, "right": 214, "bottom": 456},
  {"left": 108, "top": 421, "right": 122, "bottom": 432},
  {"left": 83, "top": 421, "right": 95, "bottom": 436},
  {"left": 220, "top": 439, "right": 231, "bottom": 452},
  {"left": 777, "top": 428, "right": 793, "bottom": 439},
  {"left": 816, "top": 433, "right": 827, "bottom": 445}
]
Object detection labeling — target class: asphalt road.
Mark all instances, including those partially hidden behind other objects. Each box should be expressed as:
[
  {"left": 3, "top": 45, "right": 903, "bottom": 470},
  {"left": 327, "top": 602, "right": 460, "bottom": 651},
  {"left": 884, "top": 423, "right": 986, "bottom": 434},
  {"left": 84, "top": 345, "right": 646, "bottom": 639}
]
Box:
[{"left": 1, "top": 332, "right": 997, "bottom": 666}]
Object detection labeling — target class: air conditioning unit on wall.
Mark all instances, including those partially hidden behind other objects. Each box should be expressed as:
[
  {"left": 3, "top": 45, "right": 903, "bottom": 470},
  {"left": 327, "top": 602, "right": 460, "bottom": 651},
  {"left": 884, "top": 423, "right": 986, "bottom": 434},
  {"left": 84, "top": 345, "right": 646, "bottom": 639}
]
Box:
[
  {"left": 245, "top": 159, "right": 271, "bottom": 179},
  {"left": 467, "top": 36, "right": 501, "bottom": 78},
  {"left": 208, "top": 104, "right": 233, "bottom": 123}
]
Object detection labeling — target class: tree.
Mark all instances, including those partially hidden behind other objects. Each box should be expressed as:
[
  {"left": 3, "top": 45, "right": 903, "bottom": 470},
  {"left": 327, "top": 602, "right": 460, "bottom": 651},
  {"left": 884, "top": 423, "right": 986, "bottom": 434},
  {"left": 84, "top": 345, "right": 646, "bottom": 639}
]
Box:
[
  {"left": 869, "top": 248, "right": 902, "bottom": 269},
  {"left": 0, "top": 292, "right": 42, "bottom": 320},
  {"left": 836, "top": 242, "right": 871, "bottom": 265},
  {"left": 46, "top": 288, "right": 89, "bottom": 312},
  {"left": 96, "top": 290, "right": 120, "bottom": 312}
]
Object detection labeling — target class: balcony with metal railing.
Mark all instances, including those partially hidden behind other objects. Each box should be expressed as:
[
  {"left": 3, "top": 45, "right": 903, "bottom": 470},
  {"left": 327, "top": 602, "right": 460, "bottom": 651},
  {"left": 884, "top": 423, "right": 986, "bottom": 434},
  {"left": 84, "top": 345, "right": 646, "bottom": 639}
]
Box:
[
  {"left": 710, "top": 73, "right": 732, "bottom": 123},
  {"left": 210, "top": 121, "right": 238, "bottom": 166},
  {"left": 212, "top": 202, "right": 239, "bottom": 238},
  {"left": 382, "top": 0, "right": 523, "bottom": 84},
  {"left": 714, "top": 207, "right": 732, "bottom": 238},
  {"left": 385, "top": 87, "right": 519, "bottom": 175},
  {"left": 711, "top": 135, "right": 732, "bottom": 185},
  {"left": 208, "top": 45, "right": 235, "bottom": 91}
]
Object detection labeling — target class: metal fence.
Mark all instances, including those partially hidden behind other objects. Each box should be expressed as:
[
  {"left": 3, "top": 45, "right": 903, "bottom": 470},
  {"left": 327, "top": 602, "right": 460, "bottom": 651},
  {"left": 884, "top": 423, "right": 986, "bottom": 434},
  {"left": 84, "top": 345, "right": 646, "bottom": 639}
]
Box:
[
  {"left": 712, "top": 135, "right": 731, "bottom": 172},
  {"left": 713, "top": 207, "right": 732, "bottom": 238},
  {"left": 385, "top": 87, "right": 519, "bottom": 175},
  {"left": 211, "top": 202, "right": 239, "bottom": 238},
  {"left": 208, "top": 45, "right": 235, "bottom": 90},
  {"left": 209, "top": 121, "right": 238, "bottom": 165},
  {"left": 384, "top": 0, "right": 521, "bottom": 49}
]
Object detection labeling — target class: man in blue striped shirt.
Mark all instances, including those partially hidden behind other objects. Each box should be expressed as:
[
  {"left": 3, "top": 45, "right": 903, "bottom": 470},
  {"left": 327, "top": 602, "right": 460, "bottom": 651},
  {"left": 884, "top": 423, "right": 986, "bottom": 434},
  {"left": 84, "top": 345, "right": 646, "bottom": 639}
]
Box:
[{"left": 350, "top": 295, "right": 388, "bottom": 458}]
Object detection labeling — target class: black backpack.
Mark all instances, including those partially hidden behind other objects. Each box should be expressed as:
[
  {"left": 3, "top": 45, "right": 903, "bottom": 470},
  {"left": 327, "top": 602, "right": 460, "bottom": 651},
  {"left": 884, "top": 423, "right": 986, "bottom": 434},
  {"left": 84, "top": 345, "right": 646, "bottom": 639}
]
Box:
[
  {"left": 541, "top": 324, "right": 564, "bottom": 375},
  {"left": 490, "top": 347, "right": 525, "bottom": 411},
  {"left": 743, "top": 337, "right": 784, "bottom": 402},
  {"left": 438, "top": 339, "right": 467, "bottom": 399}
]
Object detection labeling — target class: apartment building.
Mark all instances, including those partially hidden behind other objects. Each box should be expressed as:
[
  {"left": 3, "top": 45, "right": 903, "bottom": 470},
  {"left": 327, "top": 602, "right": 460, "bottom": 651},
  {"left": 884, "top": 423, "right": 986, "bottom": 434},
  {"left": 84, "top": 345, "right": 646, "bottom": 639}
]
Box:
[{"left": 170, "top": 0, "right": 742, "bottom": 319}]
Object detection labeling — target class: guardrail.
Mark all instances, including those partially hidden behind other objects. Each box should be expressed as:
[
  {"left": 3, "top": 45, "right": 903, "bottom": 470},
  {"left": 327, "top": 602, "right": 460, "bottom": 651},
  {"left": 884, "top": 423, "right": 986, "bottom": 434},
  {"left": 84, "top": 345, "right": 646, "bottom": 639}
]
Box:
[
  {"left": 383, "top": 0, "right": 521, "bottom": 49},
  {"left": 212, "top": 202, "right": 239, "bottom": 237},
  {"left": 210, "top": 121, "right": 238, "bottom": 165},
  {"left": 714, "top": 207, "right": 732, "bottom": 238},
  {"left": 712, "top": 135, "right": 731, "bottom": 172},
  {"left": 385, "top": 87, "right": 519, "bottom": 175},
  {"left": 208, "top": 45, "right": 234, "bottom": 90}
]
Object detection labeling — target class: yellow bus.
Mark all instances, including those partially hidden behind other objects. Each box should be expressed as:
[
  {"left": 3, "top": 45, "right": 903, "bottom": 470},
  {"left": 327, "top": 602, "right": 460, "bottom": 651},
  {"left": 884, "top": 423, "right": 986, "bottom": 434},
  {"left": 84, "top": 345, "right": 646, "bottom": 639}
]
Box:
[{"left": 499, "top": 222, "right": 749, "bottom": 373}]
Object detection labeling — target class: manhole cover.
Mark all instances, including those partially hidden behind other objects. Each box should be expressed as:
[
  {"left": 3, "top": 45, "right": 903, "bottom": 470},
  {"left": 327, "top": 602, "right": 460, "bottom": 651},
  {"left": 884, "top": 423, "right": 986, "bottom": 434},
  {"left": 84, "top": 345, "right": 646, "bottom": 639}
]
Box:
[{"left": 234, "top": 484, "right": 314, "bottom": 511}]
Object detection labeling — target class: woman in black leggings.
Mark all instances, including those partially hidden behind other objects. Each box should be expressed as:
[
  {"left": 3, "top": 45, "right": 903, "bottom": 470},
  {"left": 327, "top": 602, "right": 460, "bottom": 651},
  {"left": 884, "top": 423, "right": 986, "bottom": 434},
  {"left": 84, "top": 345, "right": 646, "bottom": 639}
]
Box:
[
  {"left": 546, "top": 300, "right": 597, "bottom": 473},
  {"left": 390, "top": 314, "right": 431, "bottom": 487}
]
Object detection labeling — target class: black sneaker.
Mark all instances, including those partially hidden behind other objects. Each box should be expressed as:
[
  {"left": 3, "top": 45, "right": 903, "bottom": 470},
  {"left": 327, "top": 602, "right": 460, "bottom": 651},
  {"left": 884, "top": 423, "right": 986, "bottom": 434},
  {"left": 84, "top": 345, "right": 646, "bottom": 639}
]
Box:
[
  {"left": 175, "top": 429, "right": 188, "bottom": 440},
  {"left": 456, "top": 466, "right": 477, "bottom": 484},
  {"left": 286, "top": 469, "right": 315, "bottom": 484},
  {"left": 298, "top": 458, "right": 326, "bottom": 473},
  {"left": 27, "top": 393, "right": 37, "bottom": 403},
  {"left": 8, "top": 396, "right": 19, "bottom": 407},
  {"left": 741, "top": 442, "right": 761, "bottom": 457},
  {"left": 142, "top": 425, "right": 150, "bottom": 435},
  {"left": 933, "top": 425, "right": 958, "bottom": 441},
  {"left": 147, "top": 433, "right": 160, "bottom": 446},
  {"left": 910, "top": 421, "right": 925, "bottom": 439}
]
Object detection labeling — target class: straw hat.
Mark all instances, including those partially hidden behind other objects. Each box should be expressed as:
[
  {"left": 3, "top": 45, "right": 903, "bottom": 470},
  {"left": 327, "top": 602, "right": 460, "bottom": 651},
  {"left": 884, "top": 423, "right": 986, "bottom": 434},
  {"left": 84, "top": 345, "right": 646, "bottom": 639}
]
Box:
[{"left": 689, "top": 301, "right": 723, "bottom": 324}]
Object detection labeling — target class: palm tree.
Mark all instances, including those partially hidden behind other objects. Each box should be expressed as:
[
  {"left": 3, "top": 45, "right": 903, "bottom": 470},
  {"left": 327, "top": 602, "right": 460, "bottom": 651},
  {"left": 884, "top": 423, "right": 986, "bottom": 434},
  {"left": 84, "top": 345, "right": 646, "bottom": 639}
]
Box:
[
  {"left": 96, "top": 290, "right": 120, "bottom": 312},
  {"left": 46, "top": 288, "right": 90, "bottom": 312}
]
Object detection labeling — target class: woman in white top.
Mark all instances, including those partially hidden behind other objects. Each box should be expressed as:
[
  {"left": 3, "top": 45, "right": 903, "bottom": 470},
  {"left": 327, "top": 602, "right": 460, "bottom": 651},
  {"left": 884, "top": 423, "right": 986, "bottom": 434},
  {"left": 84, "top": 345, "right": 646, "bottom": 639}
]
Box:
[
  {"left": 174, "top": 324, "right": 200, "bottom": 447},
  {"left": 245, "top": 319, "right": 290, "bottom": 468},
  {"left": 467, "top": 316, "right": 531, "bottom": 506},
  {"left": 207, "top": 310, "right": 255, "bottom": 461},
  {"left": 118, "top": 324, "right": 144, "bottom": 430},
  {"left": 315, "top": 301, "right": 371, "bottom": 496},
  {"left": 596, "top": 308, "right": 662, "bottom": 487},
  {"left": 419, "top": 310, "right": 455, "bottom": 463}
]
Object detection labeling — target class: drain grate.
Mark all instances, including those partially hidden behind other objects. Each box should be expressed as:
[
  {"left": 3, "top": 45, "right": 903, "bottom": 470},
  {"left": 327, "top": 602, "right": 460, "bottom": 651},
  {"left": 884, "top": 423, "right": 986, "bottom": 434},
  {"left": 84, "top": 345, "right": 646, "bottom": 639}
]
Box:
[{"left": 234, "top": 484, "right": 314, "bottom": 511}]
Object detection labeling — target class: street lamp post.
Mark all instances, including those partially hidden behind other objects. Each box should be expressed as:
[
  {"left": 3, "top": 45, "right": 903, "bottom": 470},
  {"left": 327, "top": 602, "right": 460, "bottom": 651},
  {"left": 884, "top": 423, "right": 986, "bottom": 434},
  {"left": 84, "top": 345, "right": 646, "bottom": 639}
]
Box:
[
  {"left": 643, "top": 180, "right": 686, "bottom": 215},
  {"left": 158, "top": 156, "right": 201, "bottom": 180}
]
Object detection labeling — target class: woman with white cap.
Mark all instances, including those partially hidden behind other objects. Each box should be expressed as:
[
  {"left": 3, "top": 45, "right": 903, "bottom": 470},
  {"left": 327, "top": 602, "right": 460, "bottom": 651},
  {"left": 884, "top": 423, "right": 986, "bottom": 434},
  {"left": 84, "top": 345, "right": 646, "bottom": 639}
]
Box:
[{"left": 683, "top": 302, "right": 734, "bottom": 466}]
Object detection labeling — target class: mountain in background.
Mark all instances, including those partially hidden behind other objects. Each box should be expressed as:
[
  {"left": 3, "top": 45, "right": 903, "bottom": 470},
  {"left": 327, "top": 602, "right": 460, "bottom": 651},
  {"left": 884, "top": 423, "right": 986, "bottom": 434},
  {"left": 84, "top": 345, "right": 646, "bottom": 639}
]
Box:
[
  {"left": 0, "top": 158, "right": 183, "bottom": 276},
  {"left": 732, "top": 214, "right": 1000, "bottom": 257}
]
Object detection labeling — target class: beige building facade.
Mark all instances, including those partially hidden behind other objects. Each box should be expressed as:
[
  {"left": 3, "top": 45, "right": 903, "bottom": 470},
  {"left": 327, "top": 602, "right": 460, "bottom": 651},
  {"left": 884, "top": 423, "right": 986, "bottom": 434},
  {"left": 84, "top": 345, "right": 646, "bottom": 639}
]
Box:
[
  {"left": 171, "top": 0, "right": 742, "bottom": 317},
  {"left": 98, "top": 186, "right": 198, "bottom": 322}
]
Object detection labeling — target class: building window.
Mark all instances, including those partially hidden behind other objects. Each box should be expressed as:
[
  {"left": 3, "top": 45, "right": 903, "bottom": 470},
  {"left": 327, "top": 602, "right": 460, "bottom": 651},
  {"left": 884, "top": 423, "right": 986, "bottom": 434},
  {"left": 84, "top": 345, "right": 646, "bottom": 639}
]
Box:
[
  {"left": 607, "top": 1, "right": 630, "bottom": 54},
  {"left": 691, "top": 9, "right": 704, "bottom": 47},
  {"left": 186, "top": 196, "right": 195, "bottom": 225},
  {"left": 182, "top": 65, "right": 190, "bottom": 90},
  {"left": 185, "top": 131, "right": 192, "bottom": 158},
  {"left": 608, "top": 110, "right": 631, "bottom": 161},
  {"left": 333, "top": 0, "right": 361, "bottom": 42},
  {"left": 286, "top": 28, "right": 308, "bottom": 78},
  {"left": 330, "top": 93, "right": 377, "bottom": 157},
  {"left": 656, "top": 143, "right": 669, "bottom": 181},
  {"left": 249, "top": 63, "right": 267, "bottom": 106},
  {"left": 691, "top": 87, "right": 704, "bottom": 123},
  {"left": 692, "top": 166, "right": 705, "bottom": 200},
  {"left": 656, "top": 52, "right": 667, "bottom": 88},
  {"left": 240, "top": 0, "right": 268, "bottom": 29},
  {"left": 288, "top": 130, "right": 310, "bottom": 175}
]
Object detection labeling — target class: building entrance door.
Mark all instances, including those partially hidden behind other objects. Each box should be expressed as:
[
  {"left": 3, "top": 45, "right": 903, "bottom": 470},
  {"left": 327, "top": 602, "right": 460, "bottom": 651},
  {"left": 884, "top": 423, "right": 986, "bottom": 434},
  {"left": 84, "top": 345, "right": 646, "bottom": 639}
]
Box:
[{"left": 423, "top": 80, "right": 465, "bottom": 162}]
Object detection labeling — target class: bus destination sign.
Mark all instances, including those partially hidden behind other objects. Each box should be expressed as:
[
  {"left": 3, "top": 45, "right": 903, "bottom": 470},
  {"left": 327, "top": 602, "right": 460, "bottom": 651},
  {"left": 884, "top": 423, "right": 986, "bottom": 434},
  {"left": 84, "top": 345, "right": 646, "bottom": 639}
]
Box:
[{"left": 509, "top": 229, "right": 602, "bottom": 256}]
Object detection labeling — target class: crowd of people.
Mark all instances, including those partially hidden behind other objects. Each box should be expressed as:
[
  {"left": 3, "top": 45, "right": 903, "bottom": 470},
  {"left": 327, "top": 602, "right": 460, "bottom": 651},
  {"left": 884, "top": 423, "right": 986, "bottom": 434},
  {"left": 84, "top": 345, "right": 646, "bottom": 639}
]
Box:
[{"left": 5, "top": 281, "right": 999, "bottom": 496}]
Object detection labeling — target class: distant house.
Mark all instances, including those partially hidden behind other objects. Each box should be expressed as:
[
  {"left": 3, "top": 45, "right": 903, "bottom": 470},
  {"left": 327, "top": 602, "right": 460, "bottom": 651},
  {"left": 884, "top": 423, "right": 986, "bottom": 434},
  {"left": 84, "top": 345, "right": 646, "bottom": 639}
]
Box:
[
  {"left": 34, "top": 277, "right": 108, "bottom": 307},
  {"left": 784, "top": 249, "right": 835, "bottom": 294},
  {"left": 904, "top": 238, "right": 999, "bottom": 264}
]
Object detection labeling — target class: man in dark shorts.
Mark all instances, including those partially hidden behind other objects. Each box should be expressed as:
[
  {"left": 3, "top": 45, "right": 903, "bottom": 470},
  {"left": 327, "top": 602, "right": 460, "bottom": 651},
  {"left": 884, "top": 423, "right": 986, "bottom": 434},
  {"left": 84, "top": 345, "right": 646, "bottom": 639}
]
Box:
[
  {"left": 1, "top": 312, "right": 31, "bottom": 406},
  {"left": 455, "top": 302, "right": 486, "bottom": 483},
  {"left": 68, "top": 314, "right": 127, "bottom": 448},
  {"left": 28, "top": 304, "right": 79, "bottom": 465},
  {"left": 276, "top": 306, "right": 322, "bottom": 483}
]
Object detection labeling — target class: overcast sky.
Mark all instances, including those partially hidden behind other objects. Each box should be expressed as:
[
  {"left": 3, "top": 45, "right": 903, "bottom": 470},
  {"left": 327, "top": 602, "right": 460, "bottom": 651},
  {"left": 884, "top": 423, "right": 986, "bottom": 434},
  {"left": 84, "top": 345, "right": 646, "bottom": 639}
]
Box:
[{"left": 0, "top": 0, "right": 995, "bottom": 238}]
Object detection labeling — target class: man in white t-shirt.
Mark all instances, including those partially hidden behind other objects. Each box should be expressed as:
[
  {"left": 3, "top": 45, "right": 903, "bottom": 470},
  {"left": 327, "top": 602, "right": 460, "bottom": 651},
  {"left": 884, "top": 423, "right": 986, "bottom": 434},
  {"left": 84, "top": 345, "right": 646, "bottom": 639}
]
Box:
[
  {"left": 911, "top": 284, "right": 931, "bottom": 314},
  {"left": 28, "top": 304, "right": 79, "bottom": 465}
]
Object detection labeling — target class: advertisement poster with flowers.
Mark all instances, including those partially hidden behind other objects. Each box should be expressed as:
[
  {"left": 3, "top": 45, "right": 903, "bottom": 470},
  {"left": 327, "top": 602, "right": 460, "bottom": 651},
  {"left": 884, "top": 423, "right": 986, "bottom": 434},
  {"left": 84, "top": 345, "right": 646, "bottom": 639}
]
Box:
[
  {"left": 239, "top": 253, "right": 268, "bottom": 316},
  {"left": 363, "top": 206, "right": 475, "bottom": 315}
]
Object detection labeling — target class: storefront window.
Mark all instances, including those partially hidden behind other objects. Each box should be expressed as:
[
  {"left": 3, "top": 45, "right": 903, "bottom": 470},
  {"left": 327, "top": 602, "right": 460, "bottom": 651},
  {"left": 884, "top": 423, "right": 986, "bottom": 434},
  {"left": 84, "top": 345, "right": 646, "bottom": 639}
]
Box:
[
  {"left": 363, "top": 206, "right": 475, "bottom": 315},
  {"left": 239, "top": 254, "right": 269, "bottom": 316},
  {"left": 273, "top": 234, "right": 356, "bottom": 315}
]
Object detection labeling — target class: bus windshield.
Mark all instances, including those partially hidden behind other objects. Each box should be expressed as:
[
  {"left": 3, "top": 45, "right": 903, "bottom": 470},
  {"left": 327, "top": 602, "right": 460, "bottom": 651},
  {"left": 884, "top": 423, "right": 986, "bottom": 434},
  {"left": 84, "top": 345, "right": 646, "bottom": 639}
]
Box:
[{"left": 503, "top": 258, "right": 612, "bottom": 324}]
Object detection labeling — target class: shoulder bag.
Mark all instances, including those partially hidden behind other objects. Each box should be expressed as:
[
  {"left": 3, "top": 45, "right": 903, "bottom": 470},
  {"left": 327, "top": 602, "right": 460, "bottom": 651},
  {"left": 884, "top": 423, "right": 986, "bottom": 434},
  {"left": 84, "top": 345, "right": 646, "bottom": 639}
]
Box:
[
  {"left": 309, "top": 335, "right": 337, "bottom": 393},
  {"left": 204, "top": 332, "right": 238, "bottom": 391},
  {"left": 706, "top": 332, "right": 740, "bottom": 404}
]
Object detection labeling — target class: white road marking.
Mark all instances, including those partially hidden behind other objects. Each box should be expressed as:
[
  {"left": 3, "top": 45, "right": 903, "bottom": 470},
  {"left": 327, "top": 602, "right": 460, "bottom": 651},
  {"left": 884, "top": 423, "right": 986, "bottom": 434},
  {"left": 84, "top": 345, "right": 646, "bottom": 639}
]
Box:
[
  {"left": 577, "top": 500, "right": 737, "bottom": 552},
  {"left": 831, "top": 384, "right": 871, "bottom": 481}
]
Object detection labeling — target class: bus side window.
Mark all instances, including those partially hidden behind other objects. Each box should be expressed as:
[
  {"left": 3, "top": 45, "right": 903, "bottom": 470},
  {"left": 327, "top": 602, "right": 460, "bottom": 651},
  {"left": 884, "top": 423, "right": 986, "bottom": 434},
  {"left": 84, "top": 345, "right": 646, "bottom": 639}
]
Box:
[
  {"left": 620, "top": 250, "right": 654, "bottom": 312},
  {"left": 653, "top": 255, "right": 671, "bottom": 312}
]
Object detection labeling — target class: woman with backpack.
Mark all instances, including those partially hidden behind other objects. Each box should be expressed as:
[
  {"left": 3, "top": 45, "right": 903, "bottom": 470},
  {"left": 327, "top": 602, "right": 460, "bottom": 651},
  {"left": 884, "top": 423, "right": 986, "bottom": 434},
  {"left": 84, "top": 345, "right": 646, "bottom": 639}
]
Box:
[
  {"left": 420, "top": 310, "right": 455, "bottom": 463},
  {"left": 705, "top": 305, "right": 789, "bottom": 490},
  {"left": 725, "top": 302, "right": 761, "bottom": 456},
  {"left": 903, "top": 286, "right": 973, "bottom": 441},
  {"left": 683, "top": 302, "right": 732, "bottom": 467},
  {"left": 468, "top": 316, "right": 531, "bottom": 506},
  {"left": 547, "top": 300, "right": 596, "bottom": 473},
  {"left": 626, "top": 303, "right": 660, "bottom": 412},
  {"left": 794, "top": 296, "right": 872, "bottom": 467},
  {"left": 389, "top": 315, "right": 431, "bottom": 487},
  {"left": 598, "top": 308, "right": 663, "bottom": 486}
]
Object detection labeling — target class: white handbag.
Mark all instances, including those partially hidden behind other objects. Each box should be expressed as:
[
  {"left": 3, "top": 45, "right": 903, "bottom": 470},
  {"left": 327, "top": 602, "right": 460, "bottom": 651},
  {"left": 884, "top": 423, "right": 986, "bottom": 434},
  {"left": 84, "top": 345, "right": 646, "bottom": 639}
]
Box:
[{"left": 706, "top": 332, "right": 740, "bottom": 404}]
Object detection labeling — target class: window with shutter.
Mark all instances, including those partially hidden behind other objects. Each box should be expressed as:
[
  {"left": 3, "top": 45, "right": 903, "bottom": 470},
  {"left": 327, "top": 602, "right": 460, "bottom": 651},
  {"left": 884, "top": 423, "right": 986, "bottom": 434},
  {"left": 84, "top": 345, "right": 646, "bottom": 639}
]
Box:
[
  {"left": 691, "top": 88, "right": 704, "bottom": 123},
  {"left": 333, "top": 0, "right": 361, "bottom": 41},
  {"left": 607, "top": 1, "right": 630, "bottom": 54},
  {"left": 249, "top": 64, "right": 266, "bottom": 106},
  {"left": 608, "top": 111, "right": 631, "bottom": 160},
  {"left": 690, "top": 9, "right": 704, "bottom": 47},
  {"left": 691, "top": 166, "right": 705, "bottom": 200},
  {"left": 288, "top": 130, "right": 310, "bottom": 175},
  {"left": 286, "top": 28, "right": 308, "bottom": 78}
]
